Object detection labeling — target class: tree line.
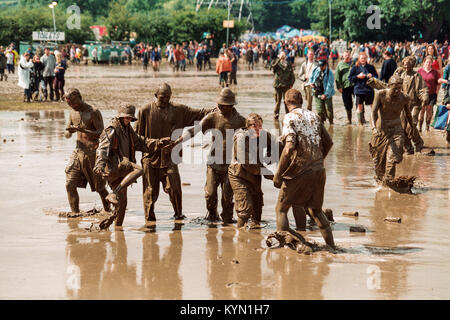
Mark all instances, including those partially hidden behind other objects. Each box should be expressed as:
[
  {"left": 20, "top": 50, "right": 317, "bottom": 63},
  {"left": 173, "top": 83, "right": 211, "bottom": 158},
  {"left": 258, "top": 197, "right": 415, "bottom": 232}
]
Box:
[{"left": 0, "top": 0, "right": 448, "bottom": 46}]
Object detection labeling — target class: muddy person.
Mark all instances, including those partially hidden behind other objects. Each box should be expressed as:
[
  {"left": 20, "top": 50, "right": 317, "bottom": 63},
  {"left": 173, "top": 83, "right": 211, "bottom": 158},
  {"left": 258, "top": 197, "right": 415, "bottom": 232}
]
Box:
[
  {"left": 169, "top": 88, "right": 246, "bottom": 223},
  {"left": 228, "top": 113, "right": 279, "bottom": 229},
  {"left": 396, "top": 56, "right": 428, "bottom": 154},
  {"left": 369, "top": 75, "right": 415, "bottom": 186},
  {"left": 272, "top": 51, "right": 296, "bottom": 119},
  {"left": 64, "top": 88, "right": 110, "bottom": 215},
  {"left": 94, "top": 104, "right": 171, "bottom": 227},
  {"left": 273, "top": 88, "right": 335, "bottom": 248},
  {"left": 309, "top": 59, "right": 335, "bottom": 125},
  {"left": 134, "top": 83, "right": 211, "bottom": 223}
]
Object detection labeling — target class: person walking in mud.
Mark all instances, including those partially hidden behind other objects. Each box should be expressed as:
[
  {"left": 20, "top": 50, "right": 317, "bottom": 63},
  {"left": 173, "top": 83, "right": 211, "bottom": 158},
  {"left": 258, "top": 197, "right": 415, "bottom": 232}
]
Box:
[
  {"left": 167, "top": 88, "right": 246, "bottom": 223},
  {"left": 94, "top": 104, "right": 171, "bottom": 227},
  {"left": 134, "top": 83, "right": 211, "bottom": 223},
  {"left": 335, "top": 50, "right": 355, "bottom": 124},
  {"left": 309, "top": 59, "right": 335, "bottom": 125},
  {"left": 272, "top": 51, "right": 296, "bottom": 119},
  {"left": 298, "top": 49, "right": 316, "bottom": 111},
  {"left": 228, "top": 113, "right": 278, "bottom": 229},
  {"left": 64, "top": 88, "right": 110, "bottom": 215},
  {"left": 272, "top": 88, "right": 335, "bottom": 248},
  {"left": 369, "top": 75, "right": 415, "bottom": 189}
]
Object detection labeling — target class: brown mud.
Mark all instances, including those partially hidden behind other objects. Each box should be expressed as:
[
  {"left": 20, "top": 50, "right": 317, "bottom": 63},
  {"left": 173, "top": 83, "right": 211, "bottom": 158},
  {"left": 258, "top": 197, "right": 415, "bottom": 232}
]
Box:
[{"left": 0, "top": 62, "right": 449, "bottom": 299}]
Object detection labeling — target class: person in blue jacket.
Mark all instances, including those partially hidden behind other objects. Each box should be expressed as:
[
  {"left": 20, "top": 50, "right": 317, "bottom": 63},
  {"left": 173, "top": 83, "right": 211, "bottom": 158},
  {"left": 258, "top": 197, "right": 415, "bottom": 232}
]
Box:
[
  {"left": 349, "top": 52, "right": 378, "bottom": 125},
  {"left": 309, "top": 59, "right": 335, "bottom": 124}
]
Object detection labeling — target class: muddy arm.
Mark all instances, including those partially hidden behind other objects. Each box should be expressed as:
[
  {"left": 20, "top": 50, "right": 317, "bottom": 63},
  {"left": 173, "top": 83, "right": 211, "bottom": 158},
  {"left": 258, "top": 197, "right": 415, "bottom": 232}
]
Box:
[
  {"left": 273, "top": 136, "right": 295, "bottom": 188},
  {"left": 371, "top": 92, "right": 381, "bottom": 129},
  {"left": 94, "top": 127, "right": 114, "bottom": 174},
  {"left": 64, "top": 114, "right": 74, "bottom": 138}
]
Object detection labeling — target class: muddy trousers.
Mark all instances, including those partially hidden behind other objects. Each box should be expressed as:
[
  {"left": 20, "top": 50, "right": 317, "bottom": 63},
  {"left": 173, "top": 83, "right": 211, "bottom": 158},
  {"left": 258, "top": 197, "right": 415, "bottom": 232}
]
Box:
[
  {"left": 142, "top": 162, "right": 182, "bottom": 221},
  {"left": 228, "top": 173, "right": 263, "bottom": 226},
  {"left": 205, "top": 165, "right": 234, "bottom": 222},
  {"left": 54, "top": 77, "right": 65, "bottom": 101},
  {"left": 314, "top": 97, "right": 333, "bottom": 124},
  {"left": 401, "top": 106, "right": 423, "bottom": 153},
  {"left": 276, "top": 168, "right": 335, "bottom": 248},
  {"left": 107, "top": 164, "right": 143, "bottom": 226},
  {"left": 65, "top": 148, "right": 109, "bottom": 213},
  {"left": 368, "top": 124, "right": 404, "bottom": 182},
  {"left": 273, "top": 86, "right": 290, "bottom": 119}
]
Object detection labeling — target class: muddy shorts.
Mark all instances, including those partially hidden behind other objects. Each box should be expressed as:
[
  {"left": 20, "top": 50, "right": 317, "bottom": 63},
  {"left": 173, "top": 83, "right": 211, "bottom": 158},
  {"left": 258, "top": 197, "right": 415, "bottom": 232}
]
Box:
[
  {"left": 229, "top": 172, "right": 263, "bottom": 222},
  {"left": 278, "top": 168, "right": 326, "bottom": 210},
  {"left": 65, "top": 148, "right": 106, "bottom": 192}
]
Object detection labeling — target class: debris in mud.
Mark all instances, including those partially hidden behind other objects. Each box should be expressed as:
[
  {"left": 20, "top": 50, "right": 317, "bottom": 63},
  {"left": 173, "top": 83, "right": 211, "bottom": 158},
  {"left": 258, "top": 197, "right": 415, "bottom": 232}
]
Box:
[
  {"left": 3, "top": 139, "right": 6, "bottom": 143},
  {"left": 323, "top": 208, "right": 334, "bottom": 221},
  {"left": 425, "top": 149, "right": 435, "bottom": 156},
  {"left": 384, "top": 217, "right": 402, "bottom": 223},
  {"left": 384, "top": 176, "right": 416, "bottom": 194},
  {"left": 349, "top": 226, "right": 366, "bottom": 233},
  {"left": 182, "top": 182, "right": 191, "bottom": 186},
  {"left": 266, "top": 230, "right": 320, "bottom": 254},
  {"left": 58, "top": 207, "right": 102, "bottom": 218},
  {"left": 343, "top": 211, "right": 359, "bottom": 217},
  {"left": 231, "top": 259, "right": 240, "bottom": 264}
]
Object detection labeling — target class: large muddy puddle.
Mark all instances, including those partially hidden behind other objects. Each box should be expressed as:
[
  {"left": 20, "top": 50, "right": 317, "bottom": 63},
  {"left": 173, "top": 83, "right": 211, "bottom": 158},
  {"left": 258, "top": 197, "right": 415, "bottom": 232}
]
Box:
[{"left": 0, "top": 64, "right": 449, "bottom": 299}]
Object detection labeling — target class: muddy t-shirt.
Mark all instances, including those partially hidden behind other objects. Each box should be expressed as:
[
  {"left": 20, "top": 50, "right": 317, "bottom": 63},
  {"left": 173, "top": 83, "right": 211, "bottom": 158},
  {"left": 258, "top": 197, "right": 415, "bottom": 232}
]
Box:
[
  {"left": 200, "top": 108, "right": 246, "bottom": 167},
  {"left": 280, "top": 108, "right": 332, "bottom": 179}
]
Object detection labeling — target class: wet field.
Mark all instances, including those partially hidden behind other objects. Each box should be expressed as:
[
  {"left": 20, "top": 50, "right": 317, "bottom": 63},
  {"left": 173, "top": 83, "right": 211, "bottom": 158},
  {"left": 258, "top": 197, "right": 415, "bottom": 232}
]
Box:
[{"left": 0, "top": 62, "right": 449, "bottom": 299}]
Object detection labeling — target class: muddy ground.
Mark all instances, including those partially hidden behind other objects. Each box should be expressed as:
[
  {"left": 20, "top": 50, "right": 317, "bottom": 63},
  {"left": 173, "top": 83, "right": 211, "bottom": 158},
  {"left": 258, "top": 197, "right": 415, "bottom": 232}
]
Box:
[{"left": 0, "top": 60, "right": 449, "bottom": 299}]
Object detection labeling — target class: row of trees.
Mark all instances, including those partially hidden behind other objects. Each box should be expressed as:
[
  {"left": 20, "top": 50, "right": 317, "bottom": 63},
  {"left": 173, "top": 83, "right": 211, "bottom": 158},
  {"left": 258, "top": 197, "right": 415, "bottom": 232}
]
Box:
[{"left": 0, "top": 0, "right": 448, "bottom": 46}]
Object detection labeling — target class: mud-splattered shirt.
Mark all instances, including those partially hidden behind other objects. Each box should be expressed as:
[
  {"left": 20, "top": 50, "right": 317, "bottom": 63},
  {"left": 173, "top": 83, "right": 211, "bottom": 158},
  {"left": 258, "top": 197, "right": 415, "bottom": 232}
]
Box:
[{"left": 280, "top": 108, "right": 333, "bottom": 179}]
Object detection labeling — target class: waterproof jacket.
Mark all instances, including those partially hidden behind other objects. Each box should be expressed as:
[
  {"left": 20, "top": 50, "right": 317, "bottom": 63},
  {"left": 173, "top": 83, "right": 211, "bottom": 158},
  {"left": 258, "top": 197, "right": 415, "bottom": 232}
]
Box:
[
  {"left": 309, "top": 66, "right": 335, "bottom": 99},
  {"left": 348, "top": 63, "right": 378, "bottom": 95},
  {"left": 216, "top": 55, "right": 232, "bottom": 74},
  {"left": 335, "top": 60, "right": 353, "bottom": 90},
  {"left": 272, "top": 58, "right": 295, "bottom": 88}
]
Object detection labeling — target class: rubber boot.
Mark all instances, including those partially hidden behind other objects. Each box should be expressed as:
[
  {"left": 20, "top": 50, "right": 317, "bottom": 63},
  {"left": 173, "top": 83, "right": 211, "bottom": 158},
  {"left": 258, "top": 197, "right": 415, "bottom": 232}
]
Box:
[
  {"left": 205, "top": 210, "right": 221, "bottom": 222},
  {"left": 425, "top": 119, "right": 431, "bottom": 132},
  {"left": 106, "top": 167, "right": 143, "bottom": 205},
  {"left": 357, "top": 111, "right": 363, "bottom": 125},
  {"left": 361, "top": 112, "right": 366, "bottom": 124},
  {"left": 346, "top": 109, "right": 352, "bottom": 125}
]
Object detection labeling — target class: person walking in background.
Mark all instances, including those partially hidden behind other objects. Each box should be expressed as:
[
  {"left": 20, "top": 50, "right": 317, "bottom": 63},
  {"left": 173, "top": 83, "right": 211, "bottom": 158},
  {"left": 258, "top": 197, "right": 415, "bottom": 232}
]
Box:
[
  {"left": 272, "top": 51, "right": 295, "bottom": 119},
  {"left": 18, "top": 52, "right": 34, "bottom": 102},
  {"left": 426, "top": 44, "right": 443, "bottom": 76},
  {"left": 349, "top": 52, "right": 378, "bottom": 125},
  {"left": 54, "top": 52, "right": 67, "bottom": 102},
  {"left": 309, "top": 60, "right": 335, "bottom": 125},
  {"left": 92, "top": 47, "right": 98, "bottom": 64},
  {"left": 151, "top": 46, "right": 161, "bottom": 72},
  {"left": 216, "top": 49, "right": 232, "bottom": 88},
  {"left": 380, "top": 50, "right": 397, "bottom": 83},
  {"left": 335, "top": 50, "right": 354, "bottom": 124},
  {"left": 228, "top": 48, "right": 238, "bottom": 86},
  {"left": 41, "top": 47, "right": 56, "bottom": 101},
  {"left": 6, "top": 48, "right": 15, "bottom": 74},
  {"left": 30, "top": 55, "right": 44, "bottom": 101},
  {"left": 417, "top": 56, "right": 440, "bottom": 132},
  {"left": 298, "top": 49, "right": 316, "bottom": 111},
  {"left": 0, "top": 46, "right": 7, "bottom": 81}
]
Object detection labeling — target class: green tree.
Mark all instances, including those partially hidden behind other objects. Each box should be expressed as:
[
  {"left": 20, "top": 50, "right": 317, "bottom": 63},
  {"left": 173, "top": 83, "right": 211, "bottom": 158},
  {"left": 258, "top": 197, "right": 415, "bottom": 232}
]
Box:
[{"left": 105, "top": 1, "right": 135, "bottom": 41}]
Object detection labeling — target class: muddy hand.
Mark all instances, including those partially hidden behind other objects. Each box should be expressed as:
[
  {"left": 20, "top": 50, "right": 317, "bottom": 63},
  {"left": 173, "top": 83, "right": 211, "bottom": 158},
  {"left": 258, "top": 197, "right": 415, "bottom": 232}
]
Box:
[{"left": 66, "top": 125, "right": 79, "bottom": 133}]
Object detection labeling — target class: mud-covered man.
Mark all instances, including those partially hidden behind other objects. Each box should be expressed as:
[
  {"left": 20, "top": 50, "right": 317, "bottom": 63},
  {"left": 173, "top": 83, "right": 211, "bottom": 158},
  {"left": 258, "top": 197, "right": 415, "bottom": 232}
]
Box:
[
  {"left": 170, "top": 88, "right": 246, "bottom": 223},
  {"left": 273, "top": 88, "right": 335, "bottom": 248},
  {"left": 369, "top": 75, "right": 414, "bottom": 186},
  {"left": 228, "top": 113, "right": 279, "bottom": 228},
  {"left": 134, "top": 83, "right": 211, "bottom": 222},
  {"left": 64, "top": 88, "right": 110, "bottom": 214},
  {"left": 94, "top": 104, "right": 171, "bottom": 227},
  {"left": 272, "top": 51, "right": 296, "bottom": 119}
]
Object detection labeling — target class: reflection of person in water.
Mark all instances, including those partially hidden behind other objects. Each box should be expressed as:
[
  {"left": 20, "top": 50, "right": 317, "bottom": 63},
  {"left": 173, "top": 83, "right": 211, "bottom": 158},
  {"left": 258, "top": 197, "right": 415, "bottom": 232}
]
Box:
[
  {"left": 65, "top": 220, "right": 110, "bottom": 299},
  {"left": 265, "top": 248, "right": 330, "bottom": 299},
  {"left": 334, "top": 126, "right": 355, "bottom": 188},
  {"left": 98, "top": 231, "right": 139, "bottom": 299},
  {"left": 369, "top": 188, "right": 427, "bottom": 299},
  {"left": 141, "top": 231, "right": 183, "bottom": 299}
]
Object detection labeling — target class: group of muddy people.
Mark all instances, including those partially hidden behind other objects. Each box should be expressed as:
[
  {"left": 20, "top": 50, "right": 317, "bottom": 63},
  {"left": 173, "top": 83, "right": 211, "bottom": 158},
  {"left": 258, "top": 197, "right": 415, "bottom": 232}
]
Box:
[
  {"left": 58, "top": 36, "right": 450, "bottom": 252},
  {"left": 63, "top": 83, "right": 336, "bottom": 249}
]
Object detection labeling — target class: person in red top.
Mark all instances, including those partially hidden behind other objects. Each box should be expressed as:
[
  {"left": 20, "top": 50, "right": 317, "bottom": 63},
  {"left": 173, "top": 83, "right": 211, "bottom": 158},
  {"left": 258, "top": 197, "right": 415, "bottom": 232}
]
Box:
[
  {"left": 215, "top": 49, "right": 232, "bottom": 88},
  {"left": 173, "top": 44, "right": 186, "bottom": 72},
  {"left": 426, "top": 44, "right": 443, "bottom": 76},
  {"left": 418, "top": 55, "right": 441, "bottom": 132}
]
